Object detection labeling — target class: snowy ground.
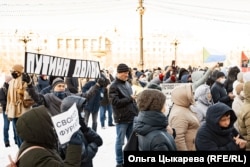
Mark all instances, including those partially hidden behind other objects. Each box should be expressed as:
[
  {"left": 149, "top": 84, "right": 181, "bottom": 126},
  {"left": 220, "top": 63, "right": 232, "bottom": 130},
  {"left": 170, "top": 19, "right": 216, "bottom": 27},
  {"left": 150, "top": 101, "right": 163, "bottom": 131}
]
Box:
[{"left": 0, "top": 109, "right": 117, "bottom": 167}]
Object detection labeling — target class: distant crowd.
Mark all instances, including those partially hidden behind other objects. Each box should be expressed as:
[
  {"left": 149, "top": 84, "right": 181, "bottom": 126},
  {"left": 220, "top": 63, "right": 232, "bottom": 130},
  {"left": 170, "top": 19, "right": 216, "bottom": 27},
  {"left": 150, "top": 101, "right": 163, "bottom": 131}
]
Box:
[{"left": 1, "top": 62, "right": 250, "bottom": 167}]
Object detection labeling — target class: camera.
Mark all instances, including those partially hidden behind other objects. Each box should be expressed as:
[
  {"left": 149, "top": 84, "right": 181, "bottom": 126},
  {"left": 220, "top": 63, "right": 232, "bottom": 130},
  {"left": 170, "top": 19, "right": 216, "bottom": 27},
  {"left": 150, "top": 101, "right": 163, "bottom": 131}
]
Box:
[{"left": 218, "top": 62, "right": 223, "bottom": 67}]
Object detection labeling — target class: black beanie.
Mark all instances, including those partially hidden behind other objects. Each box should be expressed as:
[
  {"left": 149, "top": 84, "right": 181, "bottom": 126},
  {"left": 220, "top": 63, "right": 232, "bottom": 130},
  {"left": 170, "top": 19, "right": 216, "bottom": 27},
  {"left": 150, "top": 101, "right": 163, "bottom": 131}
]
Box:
[
  {"left": 61, "top": 96, "right": 86, "bottom": 113},
  {"left": 216, "top": 72, "right": 225, "bottom": 79},
  {"left": 52, "top": 77, "right": 65, "bottom": 89},
  {"left": 117, "top": 63, "right": 129, "bottom": 73},
  {"left": 137, "top": 89, "right": 166, "bottom": 111}
]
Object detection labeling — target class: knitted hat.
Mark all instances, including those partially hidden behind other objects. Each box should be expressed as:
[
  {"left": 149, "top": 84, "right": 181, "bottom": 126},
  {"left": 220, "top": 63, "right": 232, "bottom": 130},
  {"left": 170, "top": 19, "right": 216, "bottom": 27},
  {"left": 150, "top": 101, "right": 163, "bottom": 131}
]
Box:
[
  {"left": 52, "top": 77, "right": 65, "bottom": 89},
  {"left": 12, "top": 64, "right": 24, "bottom": 73},
  {"left": 117, "top": 63, "right": 129, "bottom": 73},
  {"left": 137, "top": 89, "right": 166, "bottom": 111},
  {"left": 216, "top": 71, "right": 225, "bottom": 79},
  {"left": 61, "top": 95, "right": 86, "bottom": 113}
]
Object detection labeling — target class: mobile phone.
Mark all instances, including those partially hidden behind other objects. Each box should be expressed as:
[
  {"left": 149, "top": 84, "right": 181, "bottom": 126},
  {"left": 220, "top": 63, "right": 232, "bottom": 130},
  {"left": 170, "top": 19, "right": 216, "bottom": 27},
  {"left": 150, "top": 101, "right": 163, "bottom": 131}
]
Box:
[{"left": 218, "top": 62, "right": 223, "bottom": 67}]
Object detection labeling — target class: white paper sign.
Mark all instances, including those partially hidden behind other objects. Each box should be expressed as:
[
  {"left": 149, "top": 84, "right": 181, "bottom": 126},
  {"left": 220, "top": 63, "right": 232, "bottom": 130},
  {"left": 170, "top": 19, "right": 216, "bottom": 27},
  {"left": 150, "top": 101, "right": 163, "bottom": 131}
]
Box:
[{"left": 51, "top": 103, "right": 80, "bottom": 144}]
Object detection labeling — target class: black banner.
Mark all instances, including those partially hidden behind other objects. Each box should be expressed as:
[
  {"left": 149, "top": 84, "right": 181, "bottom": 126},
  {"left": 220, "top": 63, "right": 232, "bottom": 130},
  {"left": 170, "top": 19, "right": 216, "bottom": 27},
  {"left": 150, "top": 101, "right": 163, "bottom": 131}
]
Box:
[{"left": 24, "top": 52, "right": 100, "bottom": 78}]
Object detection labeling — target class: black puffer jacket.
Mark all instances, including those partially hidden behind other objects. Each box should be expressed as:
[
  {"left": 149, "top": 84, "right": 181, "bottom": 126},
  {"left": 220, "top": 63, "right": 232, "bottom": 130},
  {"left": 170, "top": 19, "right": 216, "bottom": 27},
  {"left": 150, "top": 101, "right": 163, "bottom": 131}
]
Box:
[
  {"left": 133, "top": 111, "right": 177, "bottom": 151},
  {"left": 109, "top": 77, "right": 138, "bottom": 123},
  {"left": 195, "top": 102, "right": 244, "bottom": 151}
]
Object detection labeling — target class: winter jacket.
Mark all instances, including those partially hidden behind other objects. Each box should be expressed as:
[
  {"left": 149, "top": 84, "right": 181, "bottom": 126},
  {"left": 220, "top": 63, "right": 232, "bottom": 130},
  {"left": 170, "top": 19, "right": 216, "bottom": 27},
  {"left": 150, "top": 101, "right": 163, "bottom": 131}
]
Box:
[
  {"left": 237, "top": 81, "right": 250, "bottom": 150},
  {"left": 168, "top": 83, "right": 199, "bottom": 151},
  {"left": 195, "top": 102, "right": 244, "bottom": 151},
  {"left": 109, "top": 77, "right": 138, "bottom": 123},
  {"left": 60, "top": 128, "right": 101, "bottom": 167},
  {"left": 211, "top": 81, "right": 233, "bottom": 107},
  {"left": 232, "top": 91, "right": 244, "bottom": 131},
  {"left": 134, "top": 111, "right": 177, "bottom": 151},
  {"left": 0, "top": 82, "right": 8, "bottom": 111},
  {"left": 26, "top": 84, "right": 100, "bottom": 116},
  {"left": 36, "top": 76, "right": 49, "bottom": 92},
  {"left": 191, "top": 69, "right": 213, "bottom": 92},
  {"left": 16, "top": 105, "right": 82, "bottom": 167},
  {"left": 82, "top": 81, "right": 102, "bottom": 113},
  {"left": 190, "top": 84, "right": 213, "bottom": 125}
]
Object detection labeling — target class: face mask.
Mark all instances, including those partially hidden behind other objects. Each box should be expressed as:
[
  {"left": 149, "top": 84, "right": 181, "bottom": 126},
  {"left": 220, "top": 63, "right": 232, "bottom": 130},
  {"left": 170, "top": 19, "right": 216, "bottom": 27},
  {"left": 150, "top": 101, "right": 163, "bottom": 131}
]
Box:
[
  {"left": 11, "top": 72, "right": 20, "bottom": 79},
  {"left": 54, "top": 91, "right": 66, "bottom": 100},
  {"left": 219, "top": 78, "right": 226, "bottom": 84}
]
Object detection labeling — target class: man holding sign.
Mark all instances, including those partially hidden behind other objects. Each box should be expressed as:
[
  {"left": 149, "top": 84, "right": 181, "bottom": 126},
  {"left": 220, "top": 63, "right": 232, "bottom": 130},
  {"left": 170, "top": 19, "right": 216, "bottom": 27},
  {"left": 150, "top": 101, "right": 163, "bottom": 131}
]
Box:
[{"left": 22, "top": 74, "right": 106, "bottom": 116}]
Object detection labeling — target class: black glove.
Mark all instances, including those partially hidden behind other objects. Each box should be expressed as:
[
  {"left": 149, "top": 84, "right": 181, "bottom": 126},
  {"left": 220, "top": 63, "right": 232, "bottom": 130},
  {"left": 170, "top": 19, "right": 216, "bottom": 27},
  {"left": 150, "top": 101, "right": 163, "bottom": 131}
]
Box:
[
  {"left": 84, "top": 129, "right": 103, "bottom": 146},
  {"left": 79, "top": 118, "right": 88, "bottom": 133},
  {"left": 22, "top": 73, "right": 31, "bottom": 85},
  {"left": 96, "top": 77, "right": 106, "bottom": 87},
  {"left": 69, "top": 130, "right": 83, "bottom": 145}
]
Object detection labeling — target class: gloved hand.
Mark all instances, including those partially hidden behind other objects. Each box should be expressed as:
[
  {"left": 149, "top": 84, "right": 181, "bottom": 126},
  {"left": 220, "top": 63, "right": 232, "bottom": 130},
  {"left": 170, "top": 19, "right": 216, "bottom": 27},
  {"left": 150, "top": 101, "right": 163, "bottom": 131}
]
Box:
[
  {"left": 96, "top": 77, "right": 106, "bottom": 87},
  {"left": 79, "top": 118, "right": 89, "bottom": 133},
  {"left": 69, "top": 130, "right": 83, "bottom": 145},
  {"left": 22, "top": 73, "right": 32, "bottom": 85},
  {"left": 84, "top": 130, "right": 103, "bottom": 146}
]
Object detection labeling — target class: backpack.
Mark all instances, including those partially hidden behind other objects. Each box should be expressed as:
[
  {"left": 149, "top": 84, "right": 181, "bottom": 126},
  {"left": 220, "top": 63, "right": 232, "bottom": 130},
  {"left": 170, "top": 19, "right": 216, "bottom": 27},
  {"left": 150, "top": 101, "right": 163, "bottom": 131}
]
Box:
[
  {"left": 6, "top": 146, "right": 45, "bottom": 167},
  {"left": 123, "top": 130, "right": 161, "bottom": 151}
]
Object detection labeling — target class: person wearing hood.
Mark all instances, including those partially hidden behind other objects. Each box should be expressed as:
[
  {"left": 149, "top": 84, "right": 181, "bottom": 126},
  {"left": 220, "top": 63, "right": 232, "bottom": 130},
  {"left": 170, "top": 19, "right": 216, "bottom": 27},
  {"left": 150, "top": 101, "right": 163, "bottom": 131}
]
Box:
[
  {"left": 168, "top": 83, "right": 200, "bottom": 150},
  {"left": 190, "top": 84, "right": 213, "bottom": 125},
  {"left": 133, "top": 89, "right": 177, "bottom": 151},
  {"left": 60, "top": 96, "right": 103, "bottom": 167},
  {"left": 195, "top": 102, "right": 246, "bottom": 151},
  {"left": 232, "top": 83, "right": 244, "bottom": 131},
  {"left": 15, "top": 105, "right": 83, "bottom": 167},
  {"left": 22, "top": 74, "right": 106, "bottom": 116},
  {"left": 237, "top": 81, "right": 250, "bottom": 150},
  {"left": 191, "top": 63, "right": 218, "bottom": 92}
]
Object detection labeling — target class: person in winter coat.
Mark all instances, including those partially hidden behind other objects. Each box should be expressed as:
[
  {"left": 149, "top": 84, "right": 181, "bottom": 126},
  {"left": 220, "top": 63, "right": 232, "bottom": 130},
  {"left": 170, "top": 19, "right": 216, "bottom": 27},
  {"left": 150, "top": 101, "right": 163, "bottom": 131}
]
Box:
[
  {"left": 168, "top": 83, "right": 200, "bottom": 150},
  {"left": 232, "top": 83, "right": 244, "bottom": 131},
  {"left": 23, "top": 74, "right": 106, "bottom": 116},
  {"left": 6, "top": 64, "right": 33, "bottom": 147},
  {"left": 211, "top": 71, "right": 235, "bottom": 107},
  {"left": 190, "top": 63, "right": 218, "bottom": 92},
  {"left": 109, "top": 63, "right": 138, "bottom": 167},
  {"left": 15, "top": 105, "right": 83, "bottom": 167},
  {"left": 36, "top": 75, "right": 49, "bottom": 92},
  {"left": 99, "top": 71, "right": 115, "bottom": 128},
  {"left": 60, "top": 96, "right": 103, "bottom": 167},
  {"left": 195, "top": 102, "right": 247, "bottom": 151},
  {"left": 82, "top": 78, "right": 104, "bottom": 132},
  {"left": 0, "top": 75, "right": 17, "bottom": 147},
  {"left": 133, "top": 89, "right": 177, "bottom": 151},
  {"left": 237, "top": 81, "right": 250, "bottom": 150},
  {"left": 190, "top": 84, "right": 213, "bottom": 125}
]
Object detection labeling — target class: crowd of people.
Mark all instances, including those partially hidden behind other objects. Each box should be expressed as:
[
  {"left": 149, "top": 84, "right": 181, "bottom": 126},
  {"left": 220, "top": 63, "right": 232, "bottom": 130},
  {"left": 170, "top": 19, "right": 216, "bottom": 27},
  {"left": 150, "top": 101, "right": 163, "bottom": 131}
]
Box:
[{"left": 1, "top": 61, "right": 250, "bottom": 167}]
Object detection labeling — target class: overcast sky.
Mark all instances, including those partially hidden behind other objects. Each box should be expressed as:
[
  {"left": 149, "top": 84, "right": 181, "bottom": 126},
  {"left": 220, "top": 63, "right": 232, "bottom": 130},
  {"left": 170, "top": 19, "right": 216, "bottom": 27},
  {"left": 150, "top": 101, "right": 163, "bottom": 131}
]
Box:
[{"left": 1, "top": 0, "right": 250, "bottom": 49}]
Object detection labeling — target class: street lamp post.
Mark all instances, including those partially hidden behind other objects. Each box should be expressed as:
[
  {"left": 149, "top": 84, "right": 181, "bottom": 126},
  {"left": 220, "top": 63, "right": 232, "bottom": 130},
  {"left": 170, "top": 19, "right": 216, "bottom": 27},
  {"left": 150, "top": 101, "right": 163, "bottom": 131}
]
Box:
[
  {"left": 19, "top": 34, "right": 32, "bottom": 52},
  {"left": 171, "top": 39, "right": 180, "bottom": 65},
  {"left": 137, "top": 0, "right": 145, "bottom": 70}
]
